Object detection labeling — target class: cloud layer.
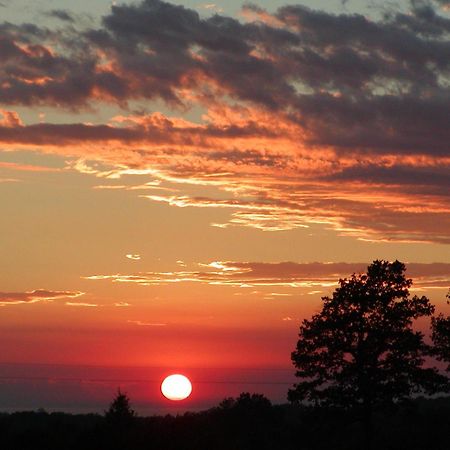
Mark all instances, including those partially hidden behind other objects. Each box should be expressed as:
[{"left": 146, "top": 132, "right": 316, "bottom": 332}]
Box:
[
  {"left": 85, "top": 261, "right": 450, "bottom": 289},
  {"left": 0, "top": 0, "right": 449, "bottom": 243}
]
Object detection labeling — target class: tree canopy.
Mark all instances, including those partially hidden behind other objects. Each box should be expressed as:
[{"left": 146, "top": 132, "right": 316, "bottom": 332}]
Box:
[
  {"left": 105, "top": 389, "right": 136, "bottom": 427},
  {"left": 289, "top": 260, "right": 447, "bottom": 411},
  {"left": 431, "top": 290, "right": 450, "bottom": 373}
]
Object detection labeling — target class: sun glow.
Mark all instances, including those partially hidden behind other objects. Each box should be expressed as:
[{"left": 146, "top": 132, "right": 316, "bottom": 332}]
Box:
[{"left": 161, "top": 374, "right": 193, "bottom": 401}]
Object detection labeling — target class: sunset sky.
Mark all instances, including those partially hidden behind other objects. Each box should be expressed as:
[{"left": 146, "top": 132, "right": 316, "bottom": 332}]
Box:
[{"left": 0, "top": 0, "right": 449, "bottom": 413}]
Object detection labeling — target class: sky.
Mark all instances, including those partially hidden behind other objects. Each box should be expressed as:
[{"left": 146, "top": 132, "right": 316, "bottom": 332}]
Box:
[{"left": 0, "top": 0, "right": 449, "bottom": 414}]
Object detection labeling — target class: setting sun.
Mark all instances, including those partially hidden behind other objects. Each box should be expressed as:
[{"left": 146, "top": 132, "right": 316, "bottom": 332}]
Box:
[{"left": 161, "top": 374, "right": 193, "bottom": 401}]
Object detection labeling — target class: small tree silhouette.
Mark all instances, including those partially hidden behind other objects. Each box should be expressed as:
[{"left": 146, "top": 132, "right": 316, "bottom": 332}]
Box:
[
  {"left": 289, "top": 260, "right": 448, "bottom": 449},
  {"left": 105, "top": 388, "right": 136, "bottom": 427},
  {"left": 219, "top": 392, "right": 272, "bottom": 411}
]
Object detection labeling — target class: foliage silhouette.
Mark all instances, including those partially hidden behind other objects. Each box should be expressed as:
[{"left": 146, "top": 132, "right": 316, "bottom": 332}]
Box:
[
  {"left": 219, "top": 392, "right": 272, "bottom": 411},
  {"left": 431, "top": 290, "right": 450, "bottom": 374},
  {"left": 103, "top": 389, "right": 137, "bottom": 450},
  {"left": 288, "top": 260, "right": 448, "bottom": 448},
  {"left": 105, "top": 388, "right": 136, "bottom": 427}
]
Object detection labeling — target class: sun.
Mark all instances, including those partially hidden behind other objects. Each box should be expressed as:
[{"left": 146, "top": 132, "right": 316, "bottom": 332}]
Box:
[{"left": 161, "top": 374, "right": 193, "bottom": 401}]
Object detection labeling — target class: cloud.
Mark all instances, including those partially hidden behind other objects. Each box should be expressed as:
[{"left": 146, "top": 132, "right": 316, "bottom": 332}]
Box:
[
  {"left": 0, "top": 108, "right": 448, "bottom": 243},
  {"left": 45, "top": 10, "right": 75, "bottom": 23},
  {"left": 0, "top": 1, "right": 449, "bottom": 244},
  {"left": 127, "top": 320, "right": 167, "bottom": 326},
  {"left": 0, "top": 110, "right": 23, "bottom": 127},
  {"left": 126, "top": 254, "right": 141, "bottom": 260},
  {"left": 65, "top": 302, "right": 98, "bottom": 307},
  {"left": 197, "top": 3, "right": 224, "bottom": 13},
  {"left": 1, "top": 0, "right": 448, "bottom": 148},
  {"left": 84, "top": 261, "right": 450, "bottom": 289},
  {"left": 0, "top": 161, "right": 60, "bottom": 172},
  {"left": 432, "top": 0, "right": 450, "bottom": 8},
  {"left": 0, "top": 289, "right": 84, "bottom": 306}
]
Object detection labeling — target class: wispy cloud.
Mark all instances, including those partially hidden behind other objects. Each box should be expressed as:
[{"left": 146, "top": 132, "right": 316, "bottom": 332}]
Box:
[
  {"left": 197, "top": 3, "right": 224, "bottom": 13},
  {"left": 65, "top": 302, "right": 98, "bottom": 307},
  {"left": 0, "top": 161, "right": 60, "bottom": 172},
  {"left": 126, "top": 254, "right": 141, "bottom": 260},
  {"left": 127, "top": 320, "right": 167, "bottom": 327},
  {"left": 45, "top": 9, "right": 75, "bottom": 23},
  {"left": 0, "top": 289, "right": 84, "bottom": 306},
  {"left": 84, "top": 261, "right": 450, "bottom": 289}
]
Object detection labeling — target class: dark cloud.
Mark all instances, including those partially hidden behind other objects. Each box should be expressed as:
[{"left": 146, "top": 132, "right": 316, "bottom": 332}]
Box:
[
  {"left": 432, "top": 0, "right": 450, "bottom": 6},
  {"left": 295, "top": 93, "right": 450, "bottom": 155},
  {"left": 0, "top": 23, "right": 115, "bottom": 107},
  {"left": 327, "top": 164, "right": 450, "bottom": 191},
  {"left": 46, "top": 10, "right": 75, "bottom": 22},
  {"left": 0, "top": 0, "right": 447, "bottom": 155},
  {"left": 0, "top": 122, "right": 143, "bottom": 144},
  {"left": 0, "top": 113, "right": 283, "bottom": 146},
  {"left": 400, "top": 2, "right": 450, "bottom": 36}
]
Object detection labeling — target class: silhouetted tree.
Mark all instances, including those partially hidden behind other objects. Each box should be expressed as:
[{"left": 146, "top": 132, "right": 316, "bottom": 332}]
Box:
[
  {"left": 431, "top": 290, "right": 450, "bottom": 375},
  {"left": 105, "top": 389, "right": 136, "bottom": 427},
  {"left": 219, "top": 392, "right": 272, "bottom": 410},
  {"left": 289, "top": 260, "right": 447, "bottom": 449}
]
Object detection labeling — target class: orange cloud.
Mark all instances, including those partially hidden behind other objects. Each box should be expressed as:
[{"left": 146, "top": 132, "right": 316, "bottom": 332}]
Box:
[
  {"left": 0, "top": 107, "right": 448, "bottom": 243},
  {"left": 0, "top": 161, "right": 60, "bottom": 172},
  {"left": 84, "top": 262, "right": 450, "bottom": 290},
  {"left": 65, "top": 302, "right": 98, "bottom": 307},
  {"left": 0, "top": 289, "right": 84, "bottom": 306},
  {"left": 127, "top": 320, "right": 167, "bottom": 327},
  {"left": 0, "top": 110, "right": 23, "bottom": 127}
]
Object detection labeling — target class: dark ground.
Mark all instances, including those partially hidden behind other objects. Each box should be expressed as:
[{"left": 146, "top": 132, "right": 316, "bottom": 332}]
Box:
[{"left": 1, "top": 395, "right": 450, "bottom": 450}]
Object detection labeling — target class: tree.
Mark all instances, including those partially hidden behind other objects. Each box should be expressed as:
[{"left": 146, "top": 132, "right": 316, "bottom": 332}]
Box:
[
  {"left": 431, "top": 290, "right": 450, "bottom": 374},
  {"left": 288, "top": 260, "right": 447, "bottom": 449},
  {"left": 105, "top": 389, "right": 136, "bottom": 427},
  {"left": 219, "top": 392, "right": 272, "bottom": 411}
]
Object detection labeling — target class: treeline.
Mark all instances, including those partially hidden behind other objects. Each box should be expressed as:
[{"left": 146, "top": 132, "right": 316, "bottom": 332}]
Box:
[{"left": 0, "top": 394, "right": 450, "bottom": 450}]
